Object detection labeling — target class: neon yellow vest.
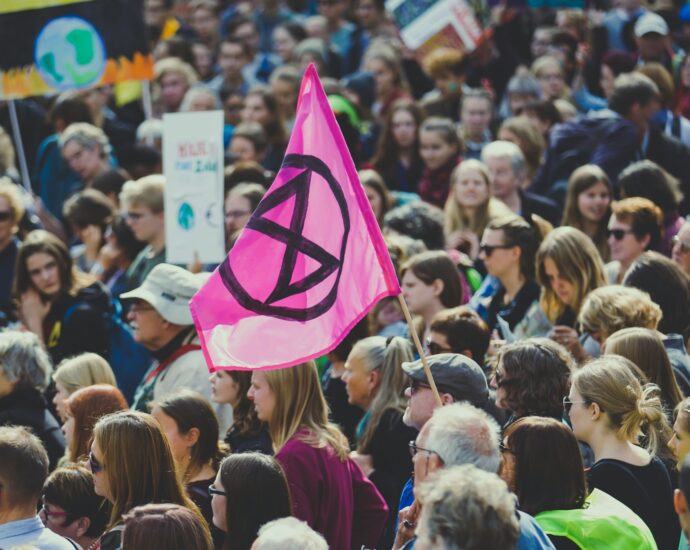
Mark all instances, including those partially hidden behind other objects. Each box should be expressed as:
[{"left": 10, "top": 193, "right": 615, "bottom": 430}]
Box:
[{"left": 535, "top": 488, "right": 658, "bottom": 550}]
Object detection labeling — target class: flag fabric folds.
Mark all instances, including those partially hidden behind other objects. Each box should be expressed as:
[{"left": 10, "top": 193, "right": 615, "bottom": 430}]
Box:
[{"left": 190, "top": 64, "right": 400, "bottom": 371}]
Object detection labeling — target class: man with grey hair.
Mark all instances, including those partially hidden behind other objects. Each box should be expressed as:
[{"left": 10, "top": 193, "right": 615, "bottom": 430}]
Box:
[
  {"left": 0, "top": 331, "right": 65, "bottom": 469},
  {"left": 482, "top": 140, "right": 559, "bottom": 226},
  {"left": 0, "top": 426, "right": 76, "bottom": 549},
  {"left": 59, "top": 122, "right": 113, "bottom": 187},
  {"left": 394, "top": 403, "right": 555, "bottom": 550},
  {"left": 251, "top": 517, "right": 328, "bottom": 550},
  {"left": 414, "top": 465, "right": 520, "bottom": 550}
]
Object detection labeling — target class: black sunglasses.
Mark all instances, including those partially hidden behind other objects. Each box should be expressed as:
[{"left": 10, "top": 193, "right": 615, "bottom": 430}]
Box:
[
  {"left": 0, "top": 210, "right": 12, "bottom": 222},
  {"left": 493, "top": 368, "right": 513, "bottom": 387},
  {"left": 479, "top": 243, "right": 514, "bottom": 257},
  {"left": 88, "top": 451, "right": 103, "bottom": 474},
  {"left": 607, "top": 228, "right": 634, "bottom": 241},
  {"left": 425, "top": 338, "right": 452, "bottom": 356},
  {"left": 208, "top": 485, "right": 228, "bottom": 497}
]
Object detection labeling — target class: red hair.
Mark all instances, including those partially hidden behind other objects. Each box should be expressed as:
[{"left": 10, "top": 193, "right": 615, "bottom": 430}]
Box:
[{"left": 66, "top": 384, "right": 127, "bottom": 462}]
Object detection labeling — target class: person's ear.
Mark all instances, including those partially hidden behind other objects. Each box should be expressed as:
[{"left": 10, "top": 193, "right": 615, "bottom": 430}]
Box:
[
  {"left": 428, "top": 452, "right": 443, "bottom": 472},
  {"left": 440, "top": 393, "right": 454, "bottom": 405},
  {"left": 639, "top": 233, "right": 651, "bottom": 250},
  {"left": 675, "top": 489, "right": 688, "bottom": 516},
  {"left": 510, "top": 245, "right": 521, "bottom": 262},
  {"left": 460, "top": 349, "right": 473, "bottom": 359},
  {"left": 590, "top": 402, "right": 602, "bottom": 421},
  {"left": 184, "top": 427, "right": 201, "bottom": 448},
  {"left": 368, "top": 369, "right": 381, "bottom": 392},
  {"left": 75, "top": 516, "right": 91, "bottom": 538},
  {"left": 431, "top": 278, "right": 444, "bottom": 298}
]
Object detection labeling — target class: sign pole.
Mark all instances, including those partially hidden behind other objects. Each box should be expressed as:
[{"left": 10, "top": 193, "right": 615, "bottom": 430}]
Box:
[
  {"left": 142, "top": 80, "right": 153, "bottom": 120},
  {"left": 397, "top": 294, "right": 443, "bottom": 406},
  {"left": 8, "top": 100, "right": 32, "bottom": 192}
]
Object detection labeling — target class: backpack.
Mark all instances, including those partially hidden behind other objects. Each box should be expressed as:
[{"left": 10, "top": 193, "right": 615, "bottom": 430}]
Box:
[{"left": 64, "top": 299, "right": 151, "bottom": 405}]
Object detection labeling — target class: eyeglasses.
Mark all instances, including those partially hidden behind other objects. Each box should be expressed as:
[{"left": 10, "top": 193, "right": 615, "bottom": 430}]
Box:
[
  {"left": 607, "top": 228, "right": 635, "bottom": 241},
  {"left": 129, "top": 302, "right": 155, "bottom": 314},
  {"left": 208, "top": 484, "right": 228, "bottom": 497},
  {"left": 88, "top": 451, "right": 104, "bottom": 474},
  {"left": 225, "top": 210, "right": 251, "bottom": 220},
  {"left": 0, "top": 211, "right": 12, "bottom": 222},
  {"left": 408, "top": 440, "right": 441, "bottom": 459},
  {"left": 673, "top": 235, "right": 690, "bottom": 253},
  {"left": 40, "top": 503, "right": 70, "bottom": 521},
  {"left": 425, "top": 338, "right": 452, "bottom": 355},
  {"left": 479, "top": 243, "right": 514, "bottom": 257},
  {"left": 562, "top": 396, "right": 588, "bottom": 415},
  {"left": 408, "top": 379, "right": 431, "bottom": 395},
  {"left": 493, "top": 368, "right": 513, "bottom": 387}
]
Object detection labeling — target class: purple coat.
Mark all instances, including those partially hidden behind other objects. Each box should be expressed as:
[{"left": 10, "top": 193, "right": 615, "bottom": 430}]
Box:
[{"left": 276, "top": 429, "right": 389, "bottom": 550}]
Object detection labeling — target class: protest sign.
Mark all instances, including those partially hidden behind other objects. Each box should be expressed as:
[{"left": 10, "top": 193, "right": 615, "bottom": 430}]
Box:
[
  {"left": 0, "top": 0, "right": 153, "bottom": 99},
  {"left": 190, "top": 65, "right": 401, "bottom": 371},
  {"left": 163, "top": 110, "right": 226, "bottom": 265},
  {"left": 386, "top": 0, "right": 483, "bottom": 57}
]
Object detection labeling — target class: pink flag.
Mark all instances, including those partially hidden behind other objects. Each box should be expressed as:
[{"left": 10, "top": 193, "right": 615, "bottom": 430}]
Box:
[{"left": 190, "top": 65, "right": 400, "bottom": 371}]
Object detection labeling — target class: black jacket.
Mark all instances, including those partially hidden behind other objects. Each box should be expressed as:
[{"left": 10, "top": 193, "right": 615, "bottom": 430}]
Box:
[
  {"left": 44, "top": 282, "right": 111, "bottom": 365},
  {"left": 647, "top": 127, "right": 690, "bottom": 215},
  {"left": 0, "top": 387, "right": 65, "bottom": 470}
]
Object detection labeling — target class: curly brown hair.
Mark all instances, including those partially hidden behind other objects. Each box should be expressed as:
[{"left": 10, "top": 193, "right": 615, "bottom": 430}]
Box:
[{"left": 495, "top": 338, "right": 574, "bottom": 419}]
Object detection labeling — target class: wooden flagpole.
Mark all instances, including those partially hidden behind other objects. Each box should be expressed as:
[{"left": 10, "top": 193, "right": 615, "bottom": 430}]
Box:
[{"left": 397, "top": 294, "right": 443, "bottom": 407}]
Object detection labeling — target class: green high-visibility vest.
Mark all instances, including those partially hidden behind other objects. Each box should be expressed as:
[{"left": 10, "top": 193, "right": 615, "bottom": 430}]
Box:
[{"left": 535, "top": 488, "right": 658, "bottom": 550}]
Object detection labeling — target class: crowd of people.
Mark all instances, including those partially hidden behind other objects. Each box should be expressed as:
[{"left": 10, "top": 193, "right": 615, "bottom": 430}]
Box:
[{"left": 5, "top": 0, "right": 690, "bottom": 549}]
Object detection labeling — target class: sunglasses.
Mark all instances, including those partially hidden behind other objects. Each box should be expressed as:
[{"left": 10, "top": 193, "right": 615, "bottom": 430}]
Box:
[
  {"left": 0, "top": 210, "right": 12, "bottom": 222},
  {"left": 493, "top": 368, "right": 513, "bottom": 387},
  {"left": 88, "top": 451, "right": 103, "bottom": 474},
  {"left": 479, "top": 243, "right": 514, "bottom": 257},
  {"left": 208, "top": 484, "right": 228, "bottom": 497},
  {"left": 607, "top": 228, "right": 634, "bottom": 241},
  {"left": 408, "top": 440, "right": 440, "bottom": 459},
  {"left": 425, "top": 338, "right": 452, "bottom": 355},
  {"left": 562, "top": 396, "right": 588, "bottom": 415},
  {"left": 673, "top": 235, "right": 690, "bottom": 253},
  {"left": 408, "top": 379, "right": 431, "bottom": 395}
]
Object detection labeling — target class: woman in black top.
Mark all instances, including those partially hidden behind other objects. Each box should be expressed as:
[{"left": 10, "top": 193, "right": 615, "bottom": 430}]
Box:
[
  {"left": 150, "top": 390, "right": 227, "bottom": 550},
  {"left": 343, "top": 336, "right": 418, "bottom": 549},
  {"left": 210, "top": 370, "right": 272, "bottom": 455},
  {"left": 568, "top": 355, "right": 680, "bottom": 550},
  {"left": 479, "top": 215, "right": 541, "bottom": 338},
  {"left": 14, "top": 230, "right": 110, "bottom": 365}
]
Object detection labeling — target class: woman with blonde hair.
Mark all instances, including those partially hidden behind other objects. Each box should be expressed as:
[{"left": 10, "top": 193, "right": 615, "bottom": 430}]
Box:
[
  {"left": 567, "top": 356, "right": 680, "bottom": 549},
  {"left": 88, "top": 410, "right": 202, "bottom": 550},
  {"left": 562, "top": 165, "right": 612, "bottom": 261},
  {"left": 0, "top": 178, "right": 24, "bottom": 317},
  {"left": 604, "top": 328, "right": 685, "bottom": 415},
  {"left": 443, "top": 159, "right": 512, "bottom": 259},
  {"left": 536, "top": 226, "right": 606, "bottom": 361},
  {"left": 531, "top": 55, "right": 569, "bottom": 101},
  {"left": 52, "top": 352, "right": 117, "bottom": 421},
  {"left": 248, "top": 362, "right": 388, "bottom": 550},
  {"left": 343, "top": 336, "right": 417, "bottom": 547}
]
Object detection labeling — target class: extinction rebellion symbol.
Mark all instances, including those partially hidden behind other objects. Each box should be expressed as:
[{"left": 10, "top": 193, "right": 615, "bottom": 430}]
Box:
[{"left": 219, "top": 154, "right": 351, "bottom": 321}]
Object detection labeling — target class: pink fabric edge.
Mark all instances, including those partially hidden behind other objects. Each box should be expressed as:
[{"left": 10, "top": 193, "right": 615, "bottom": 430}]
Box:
[{"left": 190, "top": 287, "right": 400, "bottom": 372}]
